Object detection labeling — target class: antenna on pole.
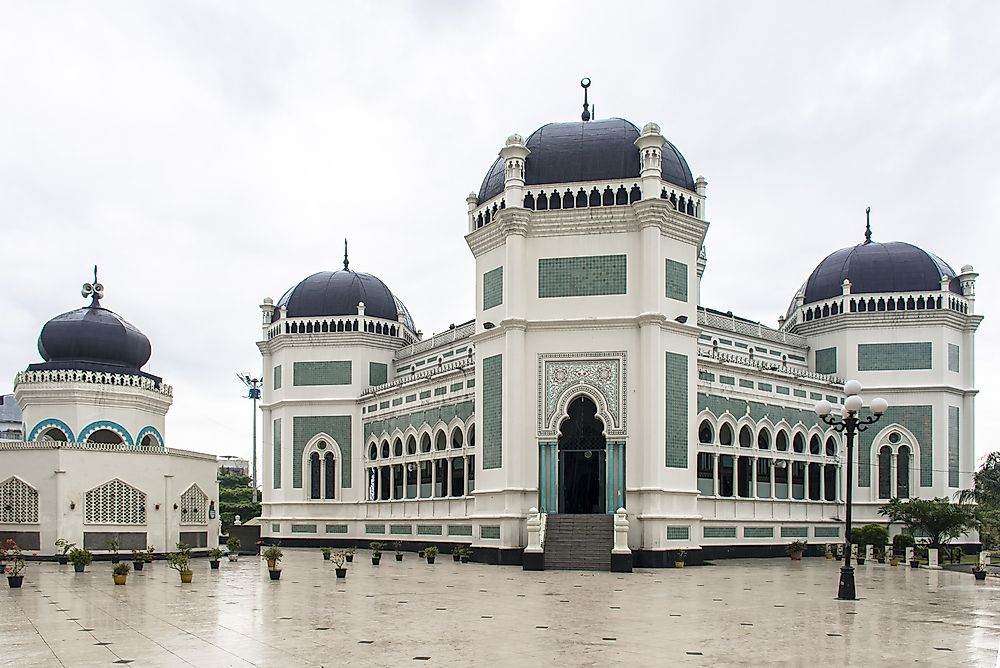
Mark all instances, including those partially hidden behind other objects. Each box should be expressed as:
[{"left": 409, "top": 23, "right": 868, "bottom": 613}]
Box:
[
  {"left": 580, "top": 78, "right": 592, "bottom": 122},
  {"left": 864, "top": 207, "right": 872, "bottom": 244}
]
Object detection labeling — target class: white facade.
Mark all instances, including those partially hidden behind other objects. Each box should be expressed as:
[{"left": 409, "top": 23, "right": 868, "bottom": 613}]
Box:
[{"left": 257, "top": 118, "right": 980, "bottom": 565}]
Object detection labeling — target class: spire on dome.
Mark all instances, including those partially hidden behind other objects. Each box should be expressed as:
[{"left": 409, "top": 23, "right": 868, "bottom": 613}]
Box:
[
  {"left": 343, "top": 239, "right": 350, "bottom": 271},
  {"left": 580, "top": 77, "right": 592, "bottom": 122},
  {"left": 864, "top": 207, "right": 872, "bottom": 244}
]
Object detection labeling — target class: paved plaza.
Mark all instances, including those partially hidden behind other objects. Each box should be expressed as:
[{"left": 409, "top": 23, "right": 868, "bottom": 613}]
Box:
[{"left": 3, "top": 550, "right": 998, "bottom": 667}]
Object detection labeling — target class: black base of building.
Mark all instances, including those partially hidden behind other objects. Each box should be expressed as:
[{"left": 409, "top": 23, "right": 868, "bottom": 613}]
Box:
[
  {"left": 610, "top": 552, "right": 633, "bottom": 572},
  {"left": 522, "top": 551, "right": 544, "bottom": 570}
]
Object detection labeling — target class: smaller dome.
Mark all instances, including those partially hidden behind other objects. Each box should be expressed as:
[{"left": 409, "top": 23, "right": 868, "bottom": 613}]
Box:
[
  {"left": 277, "top": 270, "right": 415, "bottom": 332},
  {"left": 802, "top": 240, "right": 962, "bottom": 305},
  {"left": 37, "top": 304, "right": 151, "bottom": 371}
]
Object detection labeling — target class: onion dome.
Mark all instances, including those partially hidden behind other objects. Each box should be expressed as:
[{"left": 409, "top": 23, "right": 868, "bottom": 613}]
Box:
[
  {"left": 276, "top": 270, "right": 415, "bottom": 332},
  {"left": 803, "top": 240, "right": 962, "bottom": 305},
  {"left": 477, "top": 117, "right": 694, "bottom": 203},
  {"left": 34, "top": 274, "right": 152, "bottom": 372}
]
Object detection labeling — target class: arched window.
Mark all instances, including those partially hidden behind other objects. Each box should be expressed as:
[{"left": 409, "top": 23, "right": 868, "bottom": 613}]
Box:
[
  {"left": 140, "top": 433, "right": 159, "bottom": 447},
  {"left": 775, "top": 431, "right": 789, "bottom": 451},
  {"left": 88, "top": 429, "right": 123, "bottom": 445},
  {"left": 393, "top": 438, "right": 403, "bottom": 457},
  {"left": 435, "top": 431, "right": 447, "bottom": 451},
  {"left": 420, "top": 434, "right": 431, "bottom": 453},
  {"left": 381, "top": 440, "right": 390, "bottom": 459},
  {"left": 792, "top": 433, "right": 805, "bottom": 453},
  {"left": 877, "top": 446, "right": 892, "bottom": 499},
  {"left": 40, "top": 427, "right": 68, "bottom": 441},
  {"left": 324, "top": 452, "right": 335, "bottom": 499},
  {"left": 310, "top": 453, "right": 321, "bottom": 499},
  {"left": 718, "top": 454, "right": 734, "bottom": 496},
  {"left": 809, "top": 435, "right": 821, "bottom": 455},
  {"left": 406, "top": 435, "right": 417, "bottom": 455},
  {"left": 825, "top": 436, "right": 837, "bottom": 456},
  {"left": 739, "top": 426, "right": 752, "bottom": 448},
  {"left": 369, "top": 443, "right": 378, "bottom": 460},
  {"left": 452, "top": 427, "right": 464, "bottom": 449},
  {"left": 698, "top": 420, "right": 714, "bottom": 444},
  {"left": 897, "top": 446, "right": 911, "bottom": 498},
  {"left": 469, "top": 424, "right": 476, "bottom": 448},
  {"left": 719, "top": 423, "right": 734, "bottom": 446},
  {"left": 757, "top": 429, "right": 771, "bottom": 449}
]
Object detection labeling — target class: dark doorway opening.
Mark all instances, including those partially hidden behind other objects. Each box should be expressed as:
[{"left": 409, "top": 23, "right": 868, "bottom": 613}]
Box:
[{"left": 558, "top": 396, "right": 607, "bottom": 514}]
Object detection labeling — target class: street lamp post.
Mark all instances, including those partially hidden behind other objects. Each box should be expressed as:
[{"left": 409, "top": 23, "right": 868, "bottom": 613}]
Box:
[
  {"left": 239, "top": 374, "right": 264, "bottom": 497},
  {"left": 814, "top": 380, "right": 888, "bottom": 601}
]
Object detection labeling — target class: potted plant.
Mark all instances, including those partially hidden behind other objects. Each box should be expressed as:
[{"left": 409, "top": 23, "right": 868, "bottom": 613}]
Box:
[
  {"left": 824, "top": 544, "right": 833, "bottom": 560},
  {"left": 421, "top": 545, "right": 439, "bottom": 564},
  {"left": 166, "top": 543, "right": 193, "bottom": 583},
  {"left": 54, "top": 538, "right": 75, "bottom": 565},
  {"left": 68, "top": 546, "right": 93, "bottom": 573},
  {"left": 345, "top": 546, "right": 355, "bottom": 563},
  {"left": 910, "top": 545, "right": 925, "bottom": 569},
  {"left": 370, "top": 541, "right": 383, "bottom": 565},
  {"left": 262, "top": 544, "right": 283, "bottom": 578},
  {"left": 106, "top": 537, "right": 121, "bottom": 564},
  {"left": 394, "top": 541, "right": 404, "bottom": 561},
  {"left": 144, "top": 546, "right": 155, "bottom": 564},
  {"left": 208, "top": 547, "right": 224, "bottom": 569},
  {"left": 321, "top": 547, "right": 332, "bottom": 561},
  {"left": 459, "top": 546, "right": 472, "bottom": 564},
  {"left": 2, "top": 539, "right": 27, "bottom": 588},
  {"left": 453, "top": 545, "right": 462, "bottom": 562},
  {"left": 130, "top": 549, "right": 146, "bottom": 571},
  {"left": 112, "top": 562, "right": 130, "bottom": 585},
  {"left": 674, "top": 549, "right": 688, "bottom": 568},
  {"left": 973, "top": 565, "right": 988, "bottom": 581},
  {"left": 226, "top": 537, "right": 240, "bottom": 561},
  {"left": 787, "top": 540, "right": 807, "bottom": 561},
  {"left": 332, "top": 550, "right": 348, "bottom": 579}
]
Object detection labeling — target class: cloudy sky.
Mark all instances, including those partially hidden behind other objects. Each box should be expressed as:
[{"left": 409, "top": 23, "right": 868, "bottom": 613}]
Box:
[{"left": 1, "top": 2, "right": 997, "bottom": 472}]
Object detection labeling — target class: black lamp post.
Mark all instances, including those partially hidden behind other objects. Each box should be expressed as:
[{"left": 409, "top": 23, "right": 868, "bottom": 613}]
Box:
[
  {"left": 814, "top": 380, "right": 887, "bottom": 601},
  {"left": 239, "top": 373, "right": 263, "bottom": 496}
]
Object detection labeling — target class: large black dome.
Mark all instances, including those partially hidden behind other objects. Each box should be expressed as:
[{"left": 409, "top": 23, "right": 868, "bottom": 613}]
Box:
[
  {"left": 37, "top": 305, "right": 152, "bottom": 371},
  {"left": 277, "top": 270, "right": 415, "bottom": 331},
  {"left": 478, "top": 118, "right": 695, "bottom": 203},
  {"left": 803, "top": 241, "right": 962, "bottom": 304}
]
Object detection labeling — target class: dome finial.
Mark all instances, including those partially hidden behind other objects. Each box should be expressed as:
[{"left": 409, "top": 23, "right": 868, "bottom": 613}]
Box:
[
  {"left": 343, "top": 239, "right": 350, "bottom": 271},
  {"left": 580, "top": 77, "right": 592, "bottom": 122},
  {"left": 864, "top": 206, "right": 872, "bottom": 244},
  {"left": 80, "top": 264, "right": 104, "bottom": 307}
]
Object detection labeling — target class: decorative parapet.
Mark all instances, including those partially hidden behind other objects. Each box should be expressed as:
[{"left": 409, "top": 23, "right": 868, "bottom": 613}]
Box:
[
  {"left": 362, "top": 356, "right": 475, "bottom": 397},
  {"left": 395, "top": 321, "right": 476, "bottom": 360},
  {"left": 698, "top": 309, "right": 807, "bottom": 348},
  {"left": 697, "top": 348, "right": 844, "bottom": 386},
  {"left": 15, "top": 369, "right": 172, "bottom": 397},
  {"left": 0, "top": 440, "right": 166, "bottom": 453},
  {"left": 790, "top": 290, "right": 971, "bottom": 329},
  {"left": 265, "top": 313, "right": 416, "bottom": 343}
]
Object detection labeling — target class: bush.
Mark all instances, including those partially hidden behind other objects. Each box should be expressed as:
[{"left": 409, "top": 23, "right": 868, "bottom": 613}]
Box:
[{"left": 892, "top": 533, "right": 916, "bottom": 553}]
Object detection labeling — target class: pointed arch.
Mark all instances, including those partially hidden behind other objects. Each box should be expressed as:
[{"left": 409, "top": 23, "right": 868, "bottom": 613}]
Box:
[
  {"left": 179, "top": 483, "right": 209, "bottom": 525},
  {"left": 85, "top": 479, "right": 147, "bottom": 524}
]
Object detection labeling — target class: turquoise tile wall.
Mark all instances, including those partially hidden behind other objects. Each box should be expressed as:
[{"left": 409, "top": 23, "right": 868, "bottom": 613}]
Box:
[
  {"left": 292, "top": 416, "right": 352, "bottom": 488},
  {"left": 857, "top": 342, "right": 932, "bottom": 371},
  {"left": 448, "top": 525, "right": 473, "bottom": 536},
  {"left": 666, "top": 526, "right": 690, "bottom": 540},
  {"left": 739, "top": 379, "right": 753, "bottom": 389},
  {"left": 417, "top": 525, "right": 442, "bottom": 536},
  {"left": 857, "top": 405, "right": 932, "bottom": 487},
  {"left": 483, "top": 354, "right": 503, "bottom": 469},
  {"left": 948, "top": 344, "right": 960, "bottom": 372},
  {"left": 665, "top": 258, "right": 688, "bottom": 302},
  {"left": 480, "top": 526, "right": 501, "bottom": 539},
  {"left": 666, "top": 352, "right": 689, "bottom": 468},
  {"left": 291, "top": 524, "right": 317, "bottom": 533},
  {"left": 744, "top": 527, "right": 773, "bottom": 538},
  {"left": 483, "top": 266, "right": 503, "bottom": 310},
  {"left": 704, "top": 527, "right": 736, "bottom": 538},
  {"left": 814, "top": 526, "right": 839, "bottom": 538},
  {"left": 326, "top": 524, "right": 348, "bottom": 534},
  {"left": 272, "top": 418, "right": 281, "bottom": 489},
  {"left": 369, "top": 362, "right": 388, "bottom": 386},
  {"left": 781, "top": 527, "right": 808, "bottom": 538},
  {"left": 815, "top": 347, "right": 837, "bottom": 375},
  {"left": 293, "top": 361, "right": 352, "bottom": 386},
  {"left": 949, "top": 406, "right": 960, "bottom": 488},
  {"left": 450, "top": 382, "right": 464, "bottom": 392},
  {"left": 366, "top": 524, "right": 385, "bottom": 534},
  {"left": 273, "top": 365, "right": 282, "bottom": 390},
  {"left": 538, "top": 254, "right": 627, "bottom": 298}
]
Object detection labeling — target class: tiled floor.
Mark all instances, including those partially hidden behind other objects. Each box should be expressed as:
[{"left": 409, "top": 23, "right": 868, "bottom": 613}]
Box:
[{"left": 3, "top": 551, "right": 998, "bottom": 667}]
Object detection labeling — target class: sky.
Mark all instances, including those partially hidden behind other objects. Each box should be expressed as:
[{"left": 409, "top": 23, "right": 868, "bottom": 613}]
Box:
[{"left": 1, "top": 2, "right": 997, "bottom": 471}]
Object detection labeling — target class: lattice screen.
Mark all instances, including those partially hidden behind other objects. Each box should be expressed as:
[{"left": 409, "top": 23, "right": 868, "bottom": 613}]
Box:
[
  {"left": 179, "top": 484, "right": 208, "bottom": 525},
  {"left": 84, "top": 479, "right": 147, "bottom": 525},
  {"left": 0, "top": 477, "right": 39, "bottom": 523}
]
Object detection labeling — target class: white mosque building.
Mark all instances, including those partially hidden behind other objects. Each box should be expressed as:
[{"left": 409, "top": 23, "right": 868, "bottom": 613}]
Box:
[
  {"left": 0, "top": 275, "right": 219, "bottom": 556},
  {"left": 253, "top": 106, "right": 980, "bottom": 569}
]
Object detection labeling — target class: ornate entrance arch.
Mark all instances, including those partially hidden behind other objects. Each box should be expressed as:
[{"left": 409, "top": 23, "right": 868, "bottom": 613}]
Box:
[{"left": 558, "top": 396, "right": 606, "bottom": 514}]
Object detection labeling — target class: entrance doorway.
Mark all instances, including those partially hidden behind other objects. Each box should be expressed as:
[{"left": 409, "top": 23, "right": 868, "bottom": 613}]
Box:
[{"left": 558, "top": 396, "right": 607, "bottom": 514}]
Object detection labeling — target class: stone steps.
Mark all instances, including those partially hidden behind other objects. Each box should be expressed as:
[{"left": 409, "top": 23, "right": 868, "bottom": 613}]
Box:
[{"left": 543, "top": 514, "right": 613, "bottom": 571}]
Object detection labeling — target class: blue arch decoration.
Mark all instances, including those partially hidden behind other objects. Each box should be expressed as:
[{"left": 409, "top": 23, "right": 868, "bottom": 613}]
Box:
[
  {"left": 28, "top": 418, "right": 76, "bottom": 442},
  {"left": 77, "top": 420, "right": 134, "bottom": 446},
  {"left": 136, "top": 426, "right": 165, "bottom": 449}
]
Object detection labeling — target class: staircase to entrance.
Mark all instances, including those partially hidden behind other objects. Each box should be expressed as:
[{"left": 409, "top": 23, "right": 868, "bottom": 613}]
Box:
[{"left": 543, "top": 514, "right": 613, "bottom": 571}]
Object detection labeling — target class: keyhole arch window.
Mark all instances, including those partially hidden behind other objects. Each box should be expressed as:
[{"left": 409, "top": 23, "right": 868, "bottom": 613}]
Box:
[{"left": 303, "top": 436, "right": 341, "bottom": 501}]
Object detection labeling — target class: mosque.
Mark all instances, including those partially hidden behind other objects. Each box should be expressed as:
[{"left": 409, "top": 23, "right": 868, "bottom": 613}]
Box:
[
  {"left": 0, "top": 273, "right": 219, "bottom": 555},
  {"left": 256, "top": 92, "right": 981, "bottom": 569}
]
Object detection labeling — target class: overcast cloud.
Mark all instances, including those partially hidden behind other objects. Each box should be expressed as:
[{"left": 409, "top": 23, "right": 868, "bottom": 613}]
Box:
[{"left": 1, "top": 2, "right": 997, "bottom": 474}]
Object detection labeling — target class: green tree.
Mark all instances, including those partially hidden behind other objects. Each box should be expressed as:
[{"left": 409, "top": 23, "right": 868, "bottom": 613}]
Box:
[
  {"left": 879, "top": 497, "right": 977, "bottom": 551},
  {"left": 957, "top": 453, "right": 1000, "bottom": 550},
  {"left": 217, "top": 471, "right": 260, "bottom": 531}
]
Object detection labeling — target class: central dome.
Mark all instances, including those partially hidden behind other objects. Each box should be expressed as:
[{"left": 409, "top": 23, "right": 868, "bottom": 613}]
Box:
[
  {"left": 478, "top": 117, "right": 694, "bottom": 203},
  {"left": 37, "top": 304, "right": 152, "bottom": 372},
  {"left": 276, "top": 270, "right": 415, "bottom": 331}
]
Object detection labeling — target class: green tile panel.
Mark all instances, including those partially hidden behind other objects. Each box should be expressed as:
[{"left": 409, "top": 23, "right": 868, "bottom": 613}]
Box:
[
  {"left": 720, "top": 375, "right": 735, "bottom": 386},
  {"left": 793, "top": 389, "right": 807, "bottom": 398},
  {"left": 739, "top": 379, "right": 754, "bottom": 389},
  {"left": 273, "top": 364, "right": 282, "bottom": 390},
  {"left": 417, "top": 525, "right": 443, "bottom": 536},
  {"left": 538, "top": 254, "right": 627, "bottom": 298},
  {"left": 666, "top": 526, "right": 690, "bottom": 541},
  {"left": 780, "top": 527, "right": 808, "bottom": 538},
  {"left": 392, "top": 398, "right": 403, "bottom": 406},
  {"left": 758, "top": 383, "right": 772, "bottom": 392},
  {"left": 365, "top": 524, "right": 385, "bottom": 534},
  {"left": 696, "top": 393, "right": 824, "bottom": 432},
  {"left": 292, "top": 416, "right": 352, "bottom": 489},
  {"left": 698, "top": 371, "right": 715, "bottom": 382},
  {"left": 825, "top": 395, "right": 838, "bottom": 403},
  {"left": 480, "top": 526, "right": 501, "bottom": 540},
  {"left": 744, "top": 527, "right": 774, "bottom": 538},
  {"left": 293, "top": 361, "right": 352, "bottom": 386},
  {"left": 703, "top": 527, "right": 737, "bottom": 539},
  {"left": 271, "top": 523, "right": 280, "bottom": 533},
  {"left": 326, "top": 524, "right": 348, "bottom": 534},
  {"left": 363, "top": 400, "right": 475, "bottom": 440},
  {"left": 815, "top": 347, "right": 837, "bottom": 375},
  {"left": 814, "top": 526, "right": 840, "bottom": 538},
  {"left": 483, "top": 266, "right": 504, "bottom": 310},
  {"left": 949, "top": 406, "right": 960, "bottom": 488},
  {"left": 948, "top": 344, "right": 960, "bottom": 372},
  {"left": 857, "top": 342, "right": 932, "bottom": 371},
  {"left": 450, "top": 382, "right": 464, "bottom": 392},
  {"left": 272, "top": 418, "right": 282, "bottom": 489},
  {"left": 665, "top": 352, "right": 689, "bottom": 468},
  {"left": 405, "top": 394, "right": 417, "bottom": 403},
  {"left": 291, "top": 524, "right": 317, "bottom": 534},
  {"left": 776, "top": 386, "right": 790, "bottom": 395},
  {"left": 857, "top": 405, "right": 932, "bottom": 487},
  {"left": 483, "top": 354, "right": 503, "bottom": 469},
  {"left": 665, "top": 258, "right": 688, "bottom": 302},
  {"left": 419, "top": 390, "right": 431, "bottom": 399},
  {"left": 448, "top": 525, "right": 473, "bottom": 537},
  {"left": 390, "top": 524, "right": 412, "bottom": 535},
  {"left": 369, "top": 362, "right": 388, "bottom": 386},
  {"left": 810, "top": 392, "right": 822, "bottom": 401},
  {"left": 434, "top": 386, "right": 447, "bottom": 396}
]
